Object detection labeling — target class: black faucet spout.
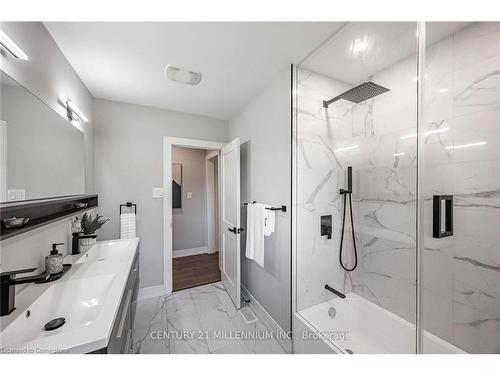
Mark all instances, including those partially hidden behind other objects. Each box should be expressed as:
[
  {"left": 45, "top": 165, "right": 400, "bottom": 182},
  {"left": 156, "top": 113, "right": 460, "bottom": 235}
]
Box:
[
  {"left": 72, "top": 232, "right": 97, "bottom": 255},
  {"left": 0, "top": 268, "right": 49, "bottom": 316},
  {"left": 325, "top": 284, "right": 346, "bottom": 299}
]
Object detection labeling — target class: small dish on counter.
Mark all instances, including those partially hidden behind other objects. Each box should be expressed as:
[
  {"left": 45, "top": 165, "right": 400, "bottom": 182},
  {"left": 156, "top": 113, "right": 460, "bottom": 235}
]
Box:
[{"left": 2, "top": 217, "right": 30, "bottom": 228}]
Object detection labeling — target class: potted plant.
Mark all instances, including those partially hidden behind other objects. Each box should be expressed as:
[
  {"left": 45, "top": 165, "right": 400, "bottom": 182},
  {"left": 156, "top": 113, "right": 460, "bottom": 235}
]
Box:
[{"left": 79, "top": 213, "right": 109, "bottom": 246}]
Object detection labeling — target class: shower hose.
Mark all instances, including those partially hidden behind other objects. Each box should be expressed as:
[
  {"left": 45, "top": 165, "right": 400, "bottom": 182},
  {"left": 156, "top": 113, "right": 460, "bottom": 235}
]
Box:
[{"left": 339, "top": 192, "right": 358, "bottom": 271}]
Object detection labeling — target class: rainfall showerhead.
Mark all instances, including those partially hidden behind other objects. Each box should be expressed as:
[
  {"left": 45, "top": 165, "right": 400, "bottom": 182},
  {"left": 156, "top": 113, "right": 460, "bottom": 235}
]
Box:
[{"left": 323, "top": 81, "right": 390, "bottom": 108}]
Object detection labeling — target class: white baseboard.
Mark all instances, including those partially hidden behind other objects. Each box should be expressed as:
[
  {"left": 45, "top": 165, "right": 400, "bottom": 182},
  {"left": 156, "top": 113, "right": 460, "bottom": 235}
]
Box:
[
  {"left": 138, "top": 285, "right": 168, "bottom": 300},
  {"left": 241, "top": 285, "right": 292, "bottom": 353},
  {"left": 172, "top": 246, "right": 208, "bottom": 258}
]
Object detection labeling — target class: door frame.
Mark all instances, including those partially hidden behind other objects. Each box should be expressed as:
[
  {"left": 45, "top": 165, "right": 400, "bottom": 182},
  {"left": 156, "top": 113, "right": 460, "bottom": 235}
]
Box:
[
  {"left": 163, "top": 137, "right": 226, "bottom": 294},
  {"left": 205, "top": 150, "right": 220, "bottom": 255}
]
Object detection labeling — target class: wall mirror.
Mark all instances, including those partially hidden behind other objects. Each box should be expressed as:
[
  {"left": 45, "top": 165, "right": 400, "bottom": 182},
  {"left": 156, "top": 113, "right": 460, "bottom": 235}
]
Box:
[{"left": 0, "top": 70, "right": 85, "bottom": 203}]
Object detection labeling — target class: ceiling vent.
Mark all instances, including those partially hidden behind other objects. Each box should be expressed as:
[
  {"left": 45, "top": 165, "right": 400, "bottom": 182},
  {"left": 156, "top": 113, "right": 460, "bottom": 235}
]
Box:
[{"left": 165, "top": 65, "right": 202, "bottom": 85}]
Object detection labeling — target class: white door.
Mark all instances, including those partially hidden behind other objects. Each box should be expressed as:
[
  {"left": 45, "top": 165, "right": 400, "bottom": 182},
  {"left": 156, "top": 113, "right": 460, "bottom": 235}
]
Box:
[{"left": 220, "top": 138, "right": 241, "bottom": 309}]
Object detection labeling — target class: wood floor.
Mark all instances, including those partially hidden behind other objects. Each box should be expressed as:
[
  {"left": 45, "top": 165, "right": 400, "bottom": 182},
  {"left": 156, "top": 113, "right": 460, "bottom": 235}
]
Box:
[{"left": 172, "top": 252, "right": 221, "bottom": 291}]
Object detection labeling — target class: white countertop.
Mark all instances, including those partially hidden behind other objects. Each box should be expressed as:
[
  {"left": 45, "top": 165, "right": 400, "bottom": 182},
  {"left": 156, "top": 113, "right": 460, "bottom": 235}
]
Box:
[{"left": 0, "top": 237, "right": 139, "bottom": 354}]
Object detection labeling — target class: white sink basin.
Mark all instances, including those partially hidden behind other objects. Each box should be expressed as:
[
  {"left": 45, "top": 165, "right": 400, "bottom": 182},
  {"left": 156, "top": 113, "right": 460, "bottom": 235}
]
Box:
[
  {"left": 0, "top": 238, "right": 139, "bottom": 353},
  {"left": 76, "top": 240, "right": 130, "bottom": 264},
  {"left": 0, "top": 274, "right": 114, "bottom": 349}
]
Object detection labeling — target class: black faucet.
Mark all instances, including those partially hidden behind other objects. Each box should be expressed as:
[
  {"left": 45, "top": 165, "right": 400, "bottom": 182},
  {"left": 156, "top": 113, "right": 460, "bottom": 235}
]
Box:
[
  {"left": 0, "top": 267, "right": 49, "bottom": 316},
  {"left": 72, "top": 232, "right": 97, "bottom": 255},
  {"left": 325, "top": 284, "right": 346, "bottom": 299}
]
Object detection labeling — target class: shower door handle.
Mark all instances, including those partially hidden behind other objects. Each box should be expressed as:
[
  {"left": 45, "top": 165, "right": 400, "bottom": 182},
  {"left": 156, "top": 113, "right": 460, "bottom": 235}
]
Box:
[
  {"left": 433, "top": 195, "right": 453, "bottom": 238},
  {"left": 228, "top": 227, "right": 237, "bottom": 234}
]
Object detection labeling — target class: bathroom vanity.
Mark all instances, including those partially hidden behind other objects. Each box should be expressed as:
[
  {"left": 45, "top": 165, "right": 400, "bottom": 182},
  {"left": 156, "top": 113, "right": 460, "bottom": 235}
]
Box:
[
  {"left": 94, "top": 246, "right": 140, "bottom": 354},
  {"left": 0, "top": 238, "right": 140, "bottom": 354}
]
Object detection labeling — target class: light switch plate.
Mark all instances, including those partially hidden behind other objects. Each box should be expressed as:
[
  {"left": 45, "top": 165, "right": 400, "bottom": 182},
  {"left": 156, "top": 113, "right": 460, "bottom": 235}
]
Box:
[
  {"left": 152, "top": 187, "right": 164, "bottom": 198},
  {"left": 7, "top": 189, "right": 25, "bottom": 201},
  {"left": 186, "top": 192, "right": 193, "bottom": 199}
]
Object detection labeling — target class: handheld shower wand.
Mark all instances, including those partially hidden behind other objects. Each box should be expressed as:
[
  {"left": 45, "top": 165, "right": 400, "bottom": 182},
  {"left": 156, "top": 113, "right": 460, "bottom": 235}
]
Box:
[{"left": 339, "top": 166, "right": 358, "bottom": 271}]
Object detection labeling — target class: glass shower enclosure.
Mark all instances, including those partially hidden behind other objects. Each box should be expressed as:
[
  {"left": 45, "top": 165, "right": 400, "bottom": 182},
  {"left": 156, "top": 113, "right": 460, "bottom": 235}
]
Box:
[{"left": 292, "top": 22, "right": 500, "bottom": 354}]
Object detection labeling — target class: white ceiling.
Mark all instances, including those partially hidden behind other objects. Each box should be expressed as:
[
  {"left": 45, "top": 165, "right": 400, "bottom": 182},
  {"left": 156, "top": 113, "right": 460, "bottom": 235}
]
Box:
[
  {"left": 303, "top": 22, "right": 471, "bottom": 84},
  {"left": 45, "top": 22, "right": 342, "bottom": 120}
]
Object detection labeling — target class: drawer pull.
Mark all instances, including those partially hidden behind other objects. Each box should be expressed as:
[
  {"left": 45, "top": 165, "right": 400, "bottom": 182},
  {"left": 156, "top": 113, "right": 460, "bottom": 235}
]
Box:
[{"left": 116, "top": 289, "right": 133, "bottom": 339}]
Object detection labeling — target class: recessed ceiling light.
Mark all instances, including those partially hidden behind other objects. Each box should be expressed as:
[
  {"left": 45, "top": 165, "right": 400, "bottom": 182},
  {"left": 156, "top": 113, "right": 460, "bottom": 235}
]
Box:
[
  {"left": 165, "top": 65, "right": 202, "bottom": 85},
  {"left": 350, "top": 37, "right": 370, "bottom": 56}
]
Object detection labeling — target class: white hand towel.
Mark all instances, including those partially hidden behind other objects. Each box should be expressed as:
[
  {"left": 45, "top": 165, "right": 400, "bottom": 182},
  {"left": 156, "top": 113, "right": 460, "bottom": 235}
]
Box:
[
  {"left": 245, "top": 203, "right": 265, "bottom": 267},
  {"left": 263, "top": 206, "right": 275, "bottom": 237},
  {"left": 120, "top": 213, "right": 136, "bottom": 239}
]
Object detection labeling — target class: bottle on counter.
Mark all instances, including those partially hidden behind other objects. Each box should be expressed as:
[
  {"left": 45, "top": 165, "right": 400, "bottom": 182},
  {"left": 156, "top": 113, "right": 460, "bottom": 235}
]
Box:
[{"left": 45, "top": 243, "right": 64, "bottom": 275}]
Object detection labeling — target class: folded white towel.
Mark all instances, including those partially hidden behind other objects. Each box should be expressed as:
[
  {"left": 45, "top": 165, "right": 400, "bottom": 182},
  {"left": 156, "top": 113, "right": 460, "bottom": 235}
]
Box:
[
  {"left": 245, "top": 203, "right": 265, "bottom": 267},
  {"left": 120, "top": 213, "right": 136, "bottom": 239},
  {"left": 263, "top": 205, "right": 275, "bottom": 237}
]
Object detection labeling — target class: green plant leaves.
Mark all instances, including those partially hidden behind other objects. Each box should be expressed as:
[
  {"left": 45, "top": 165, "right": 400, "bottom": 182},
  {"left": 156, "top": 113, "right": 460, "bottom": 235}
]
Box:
[{"left": 80, "top": 212, "right": 110, "bottom": 234}]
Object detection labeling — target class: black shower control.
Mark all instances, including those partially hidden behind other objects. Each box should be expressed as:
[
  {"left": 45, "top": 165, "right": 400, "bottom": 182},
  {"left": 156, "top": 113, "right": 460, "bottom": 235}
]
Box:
[
  {"left": 340, "top": 166, "right": 352, "bottom": 195},
  {"left": 321, "top": 215, "right": 332, "bottom": 239}
]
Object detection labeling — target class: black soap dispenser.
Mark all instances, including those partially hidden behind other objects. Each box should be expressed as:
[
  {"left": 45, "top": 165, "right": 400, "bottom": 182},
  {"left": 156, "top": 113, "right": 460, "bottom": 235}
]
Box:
[{"left": 45, "top": 243, "right": 64, "bottom": 275}]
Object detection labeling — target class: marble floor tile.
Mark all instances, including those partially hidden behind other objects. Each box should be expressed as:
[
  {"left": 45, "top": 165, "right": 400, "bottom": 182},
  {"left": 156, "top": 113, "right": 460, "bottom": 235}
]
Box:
[
  {"left": 131, "top": 282, "right": 285, "bottom": 354},
  {"left": 213, "top": 341, "right": 251, "bottom": 354},
  {"left": 131, "top": 321, "right": 170, "bottom": 354},
  {"left": 191, "top": 283, "right": 247, "bottom": 352},
  {"left": 133, "top": 295, "right": 168, "bottom": 330},
  {"left": 242, "top": 320, "right": 286, "bottom": 354}
]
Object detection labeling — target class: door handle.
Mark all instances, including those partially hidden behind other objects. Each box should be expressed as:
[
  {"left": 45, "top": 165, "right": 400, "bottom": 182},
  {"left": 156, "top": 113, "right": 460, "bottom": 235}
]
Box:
[
  {"left": 228, "top": 227, "right": 237, "bottom": 233},
  {"left": 433, "top": 195, "right": 453, "bottom": 238}
]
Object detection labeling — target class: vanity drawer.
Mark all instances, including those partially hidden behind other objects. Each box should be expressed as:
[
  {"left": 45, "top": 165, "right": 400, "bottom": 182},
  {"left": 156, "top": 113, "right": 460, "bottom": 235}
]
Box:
[{"left": 104, "top": 250, "right": 140, "bottom": 354}]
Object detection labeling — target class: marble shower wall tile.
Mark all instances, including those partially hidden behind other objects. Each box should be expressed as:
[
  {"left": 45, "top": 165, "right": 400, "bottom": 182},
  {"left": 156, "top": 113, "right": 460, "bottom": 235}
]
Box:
[
  {"left": 296, "top": 50, "right": 418, "bottom": 318},
  {"left": 296, "top": 22, "right": 500, "bottom": 353},
  {"left": 423, "top": 22, "right": 500, "bottom": 353}
]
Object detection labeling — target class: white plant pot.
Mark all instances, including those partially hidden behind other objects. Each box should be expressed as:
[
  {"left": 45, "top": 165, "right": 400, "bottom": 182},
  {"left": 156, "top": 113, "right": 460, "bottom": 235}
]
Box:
[{"left": 80, "top": 237, "right": 97, "bottom": 247}]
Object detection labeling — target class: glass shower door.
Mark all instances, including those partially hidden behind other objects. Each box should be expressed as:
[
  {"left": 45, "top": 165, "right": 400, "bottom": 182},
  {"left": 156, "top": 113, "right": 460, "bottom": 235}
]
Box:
[
  {"left": 294, "top": 22, "right": 420, "bottom": 353},
  {"left": 421, "top": 22, "right": 500, "bottom": 354}
]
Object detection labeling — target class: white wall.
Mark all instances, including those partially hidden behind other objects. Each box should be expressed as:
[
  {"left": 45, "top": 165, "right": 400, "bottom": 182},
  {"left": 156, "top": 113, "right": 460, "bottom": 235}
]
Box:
[
  {"left": 172, "top": 146, "right": 208, "bottom": 253},
  {"left": 93, "top": 98, "right": 227, "bottom": 288},
  {"left": 228, "top": 67, "right": 292, "bottom": 332},
  {"left": 0, "top": 22, "right": 94, "bottom": 284}
]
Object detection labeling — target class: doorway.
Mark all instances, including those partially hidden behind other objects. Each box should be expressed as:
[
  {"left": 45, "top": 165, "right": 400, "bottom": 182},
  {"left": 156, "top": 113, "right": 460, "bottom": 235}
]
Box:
[
  {"left": 170, "top": 145, "right": 220, "bottom": 291},
  {"left": 163, "top": 136, "right": 241, "bottom": 308}
]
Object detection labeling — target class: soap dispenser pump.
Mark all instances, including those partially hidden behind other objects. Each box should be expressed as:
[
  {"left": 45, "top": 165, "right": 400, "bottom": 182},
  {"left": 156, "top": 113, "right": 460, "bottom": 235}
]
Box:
[{"left": 46, "top": 243, "right": 64, "bottom": 275}]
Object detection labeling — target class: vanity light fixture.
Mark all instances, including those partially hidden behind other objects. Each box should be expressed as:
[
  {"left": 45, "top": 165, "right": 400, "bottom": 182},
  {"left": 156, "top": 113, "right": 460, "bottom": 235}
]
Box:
[
  {"left": 0, "top": 30, "right": 29, "bottom": 60},
  {"left": 333, "top": 145, "right": 359, "bottom": 153},
  {"left": 66, "top": 101, "right": 88, "bottom": 123},
  {"left": 445, "top": 141, "right": 487, "bottom": 150},
  {"left": 400, "top": 127, "right": 450, "bottom": 139}
]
